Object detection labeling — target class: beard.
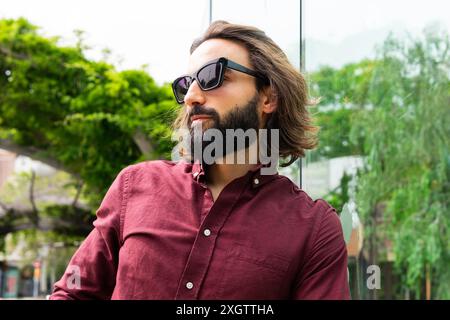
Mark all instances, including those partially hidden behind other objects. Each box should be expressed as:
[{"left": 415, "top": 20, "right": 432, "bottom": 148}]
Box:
[{"left": 188, "top": 93, "right": 260, "bottom": 165}]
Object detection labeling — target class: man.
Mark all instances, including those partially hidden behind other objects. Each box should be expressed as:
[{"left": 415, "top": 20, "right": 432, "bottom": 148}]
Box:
[{"left": 50, "top": 21, "right": 350, "bottom": 300}]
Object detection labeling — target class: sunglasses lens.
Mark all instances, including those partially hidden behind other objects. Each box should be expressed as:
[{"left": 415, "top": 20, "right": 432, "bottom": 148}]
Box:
[
  {"left": 172, "top": 60, "right": 224, "bottom": 104},
  {"left": 197, "top": 62, "right": 223, "bottom": 90},
  {"left": 173, "top": 77, "right": 192, "bottom": 103}
]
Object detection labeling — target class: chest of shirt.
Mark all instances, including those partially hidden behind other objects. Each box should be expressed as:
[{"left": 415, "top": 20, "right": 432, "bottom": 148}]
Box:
[{"left": 113, "top": 178, "right": 313, "bottom": 299}]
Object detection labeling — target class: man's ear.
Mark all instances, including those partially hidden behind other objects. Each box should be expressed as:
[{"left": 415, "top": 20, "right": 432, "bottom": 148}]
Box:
[{"left": 261, "top": 86, "right": 277, "bottom": 114}]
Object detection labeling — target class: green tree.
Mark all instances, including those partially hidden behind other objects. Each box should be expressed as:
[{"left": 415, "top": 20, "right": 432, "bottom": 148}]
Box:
[
  {"left": 0, "top": 18, "right": 178, "bottom": 241},
  {"left": 349, "top": 27, "right": 450, "bottom": 298},
  {"left": 306, "top": 25, "right": 449, "bottom": 299},
  {"left": 307, "top": 59, "right": 376, "bottom": 161}
]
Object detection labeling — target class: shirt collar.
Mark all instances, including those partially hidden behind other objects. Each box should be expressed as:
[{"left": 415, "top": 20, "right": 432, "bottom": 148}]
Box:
[
  {"left": 191, "top": 160, "right": 205, "bottom": 182},
  {"left": 191, "top": 160, "right": 278, "bottom": 188},
  {"left": 248, "top": 163, "right": 279, "bottom": 188}
]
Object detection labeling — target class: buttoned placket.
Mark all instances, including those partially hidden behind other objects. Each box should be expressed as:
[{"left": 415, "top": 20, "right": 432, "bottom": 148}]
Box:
[{"left": 174, "top": 167, "right": 250, "bottom": 300}]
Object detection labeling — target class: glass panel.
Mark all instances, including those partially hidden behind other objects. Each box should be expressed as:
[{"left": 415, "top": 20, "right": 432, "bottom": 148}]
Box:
[
  {"left": 304, "top": 0, "right": 450, "bottom": 300},
  {"left": 303, "top": 0, "right": 450, "bottom": 200}
]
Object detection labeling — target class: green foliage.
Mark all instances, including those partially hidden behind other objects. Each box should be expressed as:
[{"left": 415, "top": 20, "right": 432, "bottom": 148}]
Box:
[
  {"left": 0, "top": 18, "right": 178, "bottom": 206},
  {"left": 0, "top": 18, "right": 180, "bottom": 260},
  {"left": 309, "top": 59, "right": 376, "bottom": 108},
  {"left": 308, "top": 25, "right": 449, "bottom": 299},
  {"left": 313, "top": 108, "right": 362, "bottom": 159},
  {"left": 308, "top": 60, "right": 375, "bottom": 161},
  {"left": 350, "top": 26, "right": 450, "bottom": 298},
  {"left": 323, "top": 172, "right": 351, "bottom": 214}
]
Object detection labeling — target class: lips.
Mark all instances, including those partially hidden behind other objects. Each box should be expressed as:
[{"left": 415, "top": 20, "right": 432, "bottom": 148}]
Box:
[{"left": 190, "top": 115, "right": 212, "bottom": 122}]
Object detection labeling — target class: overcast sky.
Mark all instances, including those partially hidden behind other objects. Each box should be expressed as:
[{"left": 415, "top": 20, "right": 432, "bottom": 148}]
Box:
[{"left": 1, "top": 0, "right": 449, "bottom": 84}]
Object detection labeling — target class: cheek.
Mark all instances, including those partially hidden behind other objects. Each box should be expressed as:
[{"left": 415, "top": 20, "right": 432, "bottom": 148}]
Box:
[
  {"left": 213, "top": 84, "right": 252, "bottom": 107},
  {"left": 206, "top": 80, "right": 256, "bottom": 115},
  {"left": 206, "top": 91, "right": 236, "bottom": 116}
]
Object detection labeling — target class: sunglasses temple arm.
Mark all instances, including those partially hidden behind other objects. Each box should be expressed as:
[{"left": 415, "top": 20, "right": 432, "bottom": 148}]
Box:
[{"left": 226, "top": 61, "right": 265, "bottom": 80}]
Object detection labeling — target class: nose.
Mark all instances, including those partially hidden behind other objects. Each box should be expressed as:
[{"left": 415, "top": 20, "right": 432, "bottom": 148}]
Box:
[{"left": 183, "top": 80, "right": 206, "bottom": 107}]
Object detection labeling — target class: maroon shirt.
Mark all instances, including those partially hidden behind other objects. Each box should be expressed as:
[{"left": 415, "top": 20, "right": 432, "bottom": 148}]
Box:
[{"left": 50, "top": 160, "right": 350, "bottom": 300}]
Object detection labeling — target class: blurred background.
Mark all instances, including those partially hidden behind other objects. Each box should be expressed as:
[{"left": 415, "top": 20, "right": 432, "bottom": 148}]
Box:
[{"left": 0, "top": 0, "right": 448, "bottom": 299}]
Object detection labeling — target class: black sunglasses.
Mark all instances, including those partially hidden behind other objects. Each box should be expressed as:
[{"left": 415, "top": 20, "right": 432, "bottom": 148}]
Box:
[{"left": 172, "top": 57, "right": 267, "bottom": 104}]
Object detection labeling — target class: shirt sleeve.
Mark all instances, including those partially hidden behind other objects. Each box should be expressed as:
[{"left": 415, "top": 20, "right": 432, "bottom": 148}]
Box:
[
  {"left": 49, "top": 167, "right": 129, "bottom": 300},
  {"left": 292, "top": 203, "right": 351, "bottom": 300}
]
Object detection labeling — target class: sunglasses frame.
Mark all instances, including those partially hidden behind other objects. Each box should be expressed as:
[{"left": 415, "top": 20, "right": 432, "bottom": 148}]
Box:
[{"left": 172, "top": 57, "right": 267, "bottom": 104}]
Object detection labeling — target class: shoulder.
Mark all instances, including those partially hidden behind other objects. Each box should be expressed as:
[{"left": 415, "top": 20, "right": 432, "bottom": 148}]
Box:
[
  {"left": 271, "top": 176, "right": 346, "bottom": 264},
  {"left": 272, "top": 174, "right": 338, "bottom": 216},
  {"left": 270, "top": 174, "right": 342, "bottom": 237},
  {"left": 122, "top": 159, "right": 178, "bottom": 174},
  {"left": 118, "top": 160, "right": 190, "bottom": 181}
]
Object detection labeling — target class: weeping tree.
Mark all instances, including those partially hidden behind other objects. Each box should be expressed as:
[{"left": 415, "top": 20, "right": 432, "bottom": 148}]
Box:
[
  {"left": 307, "top": 25, "right": 449, "bottom": 299},
  {"left": 0, "top": 18, "right": 178, "bottom": 243},
  {"left": 349, "top": 26, "right": 450, "bottom": 299}
]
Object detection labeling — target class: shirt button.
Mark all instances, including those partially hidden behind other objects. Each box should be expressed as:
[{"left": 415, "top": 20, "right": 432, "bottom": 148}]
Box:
[
  {"left": 203, "top": 229, "right": 211, "bottom": 237},
  {"left": 186, "top": 282, "right": 194, "bottom": 290},
  {"left": 253, "top": 178, "right": 260, "bottom": 185}
]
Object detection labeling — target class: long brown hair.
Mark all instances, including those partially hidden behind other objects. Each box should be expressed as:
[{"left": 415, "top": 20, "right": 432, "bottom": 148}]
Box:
[{"left": 173, "top": 20, "right": 318, "bottom": 166}]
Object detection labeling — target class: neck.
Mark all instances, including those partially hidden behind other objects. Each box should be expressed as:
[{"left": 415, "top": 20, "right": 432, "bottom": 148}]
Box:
[
  {"left": 205, "top": 146, "right": 259, "bottom": 187},
  {"left": 205, "top": 162, "right": 257, "bottom": 187}
]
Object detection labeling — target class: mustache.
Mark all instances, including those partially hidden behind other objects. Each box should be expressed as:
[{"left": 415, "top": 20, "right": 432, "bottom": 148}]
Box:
[{"left": 188, "top": 105, "right": 219, "bottom": 118}]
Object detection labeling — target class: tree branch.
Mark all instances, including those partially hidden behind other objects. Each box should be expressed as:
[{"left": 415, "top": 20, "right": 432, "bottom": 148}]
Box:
[
  {"left": 0, "top": 217, "right": 93, "bottom": 236},
  {"left": 0, "top": 200, "right": 8, "bottom": 212},
  {"left": 0, "top": 206, "right": 94, "bottom": 237},
  {"left": 132, "top": 129, "right": 155, "bottom": 158},
  {"left": 0, "top": 45, "right": 29, "bottom": 60},
  {"left": 71, "top": 181, "right": 84, "bottom": 208},
  {"left": 0, "top": 138, "right": 79, "bottom": 178},
  {"left": 28, "top": 170, "right": 39, "bottom": 225}
]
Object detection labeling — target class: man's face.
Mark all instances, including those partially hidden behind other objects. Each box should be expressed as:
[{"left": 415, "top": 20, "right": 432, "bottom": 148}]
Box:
[{"left": 184, "top": 38, "right": 264, "bottom": 132}]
